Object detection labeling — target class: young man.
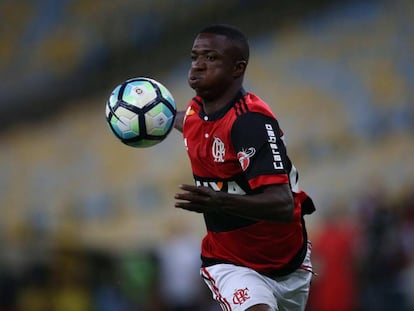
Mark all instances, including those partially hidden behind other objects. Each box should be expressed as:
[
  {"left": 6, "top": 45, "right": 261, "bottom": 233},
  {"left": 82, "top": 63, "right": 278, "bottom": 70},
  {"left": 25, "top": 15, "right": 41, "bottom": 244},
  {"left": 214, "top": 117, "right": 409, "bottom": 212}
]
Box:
[{"left": 174, "top": 24, "right": 315, "bottom": 311}]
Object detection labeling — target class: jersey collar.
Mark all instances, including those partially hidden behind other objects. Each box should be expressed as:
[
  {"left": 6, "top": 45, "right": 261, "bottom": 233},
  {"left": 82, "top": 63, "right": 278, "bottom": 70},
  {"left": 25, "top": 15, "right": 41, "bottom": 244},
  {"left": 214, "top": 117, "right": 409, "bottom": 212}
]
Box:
[{"left": 196, "top": 88, "right": 246, "bottom": 121}]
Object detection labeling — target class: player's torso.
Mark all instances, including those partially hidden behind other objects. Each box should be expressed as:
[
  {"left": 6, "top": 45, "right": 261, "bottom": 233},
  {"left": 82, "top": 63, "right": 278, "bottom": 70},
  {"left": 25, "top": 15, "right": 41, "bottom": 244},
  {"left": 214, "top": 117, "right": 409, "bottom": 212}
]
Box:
[
  {"left": 182, "top": 93, "right": 306, "bottom": 275},
  {"left": 184, "top": 111, "right": 240, "bottom": 179},
  {"left": 182, "top": 92, "right": 276, "bottom": 185}
]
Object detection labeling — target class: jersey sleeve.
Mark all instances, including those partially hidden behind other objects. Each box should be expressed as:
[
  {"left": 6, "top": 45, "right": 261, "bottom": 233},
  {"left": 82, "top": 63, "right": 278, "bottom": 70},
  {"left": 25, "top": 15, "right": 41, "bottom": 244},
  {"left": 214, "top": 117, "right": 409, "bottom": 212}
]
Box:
[{"left": 231, "top": 112, "right": 290, "bottom": 190}]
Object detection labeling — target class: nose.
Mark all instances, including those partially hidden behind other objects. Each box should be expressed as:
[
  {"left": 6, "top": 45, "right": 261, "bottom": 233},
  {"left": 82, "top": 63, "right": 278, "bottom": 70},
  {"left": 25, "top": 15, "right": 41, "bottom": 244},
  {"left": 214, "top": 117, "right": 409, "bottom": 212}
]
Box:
[{"left": 191, "top": 57, "right": 205, "bottom": 71}]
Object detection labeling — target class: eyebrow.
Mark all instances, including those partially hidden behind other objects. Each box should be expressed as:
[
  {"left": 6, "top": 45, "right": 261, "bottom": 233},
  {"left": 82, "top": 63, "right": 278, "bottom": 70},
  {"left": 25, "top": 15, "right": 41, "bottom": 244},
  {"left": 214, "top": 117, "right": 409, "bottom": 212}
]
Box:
[
  {"left": 191, "top": 48, "right": 224, "bottom": 57},
  {"left": 191, "top": 48, "right": 217, "bottom": 53}
]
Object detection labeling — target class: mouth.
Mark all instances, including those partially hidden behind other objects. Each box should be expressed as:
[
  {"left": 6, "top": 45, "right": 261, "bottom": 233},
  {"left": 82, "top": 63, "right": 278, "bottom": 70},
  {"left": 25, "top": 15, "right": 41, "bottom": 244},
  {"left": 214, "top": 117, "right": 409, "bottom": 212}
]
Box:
[
  {"left": 189, "top": 75, "right": 201, "bottom": 82},
  {"left": 188, "top": 75, "right": 202, "bottom": 88}
]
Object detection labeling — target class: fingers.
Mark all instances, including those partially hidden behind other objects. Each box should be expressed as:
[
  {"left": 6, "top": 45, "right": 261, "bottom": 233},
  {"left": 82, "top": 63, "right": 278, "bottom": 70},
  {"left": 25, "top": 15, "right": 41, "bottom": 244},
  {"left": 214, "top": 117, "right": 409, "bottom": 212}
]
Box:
[
  {"left": 178, "top": 184, "right": 197, "bottom": 191},
  {"left": 174, "top": 191, "right": 210, "bottom": 203},
  {"left": 178, "top": 184, "right": 210, "bottom": 195},
  {"left": 174, "top": 202, "right": 204, "bottom": 213},
  {"left": 175, "top": 184, "right": 212, "bottom": 200},
  {"left": 175, "top": 184, "right": 213, "bottom": 213},
  {"left": 175, "top": 183, "right": 224, "bottom": 216}
]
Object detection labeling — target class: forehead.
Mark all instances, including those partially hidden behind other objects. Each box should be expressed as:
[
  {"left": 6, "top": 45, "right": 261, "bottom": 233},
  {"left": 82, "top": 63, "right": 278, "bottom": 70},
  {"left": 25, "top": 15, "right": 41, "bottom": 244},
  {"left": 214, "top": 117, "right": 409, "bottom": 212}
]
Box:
[{"left": 192, "top": 33, "right": 231, "bottom": 53}]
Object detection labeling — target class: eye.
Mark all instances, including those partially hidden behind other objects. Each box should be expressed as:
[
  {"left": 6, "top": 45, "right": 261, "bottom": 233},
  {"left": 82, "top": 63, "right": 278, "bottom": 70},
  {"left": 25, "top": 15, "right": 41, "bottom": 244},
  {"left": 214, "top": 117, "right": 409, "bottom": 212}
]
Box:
[
  {"left": 206, "top": 55, "right": 216, "bottom": 61},
  {"left": 191, "top": 54, "right": 197, "bottom": 61}
]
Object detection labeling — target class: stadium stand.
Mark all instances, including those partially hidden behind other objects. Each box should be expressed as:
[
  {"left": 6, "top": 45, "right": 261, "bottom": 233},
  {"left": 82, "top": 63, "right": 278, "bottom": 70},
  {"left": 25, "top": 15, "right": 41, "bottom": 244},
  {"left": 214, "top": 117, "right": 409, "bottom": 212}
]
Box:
[
  {"left": 0, "top": 0, "right": 413, "bottom": 250},
  {"left": 0, "top": 0, "right": 413, "bottom": 309}
]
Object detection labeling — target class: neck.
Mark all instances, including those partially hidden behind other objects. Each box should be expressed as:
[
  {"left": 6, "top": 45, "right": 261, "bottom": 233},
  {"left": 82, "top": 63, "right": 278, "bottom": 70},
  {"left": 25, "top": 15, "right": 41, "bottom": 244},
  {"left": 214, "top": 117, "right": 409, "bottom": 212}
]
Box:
[{"left": 202, "top": 84, "right": 242, "bottom": 115}]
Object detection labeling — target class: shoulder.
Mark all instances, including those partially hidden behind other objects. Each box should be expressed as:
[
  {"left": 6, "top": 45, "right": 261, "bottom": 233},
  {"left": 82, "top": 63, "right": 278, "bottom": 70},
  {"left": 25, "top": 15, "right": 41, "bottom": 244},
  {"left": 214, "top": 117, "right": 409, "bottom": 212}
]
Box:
[
  {"left": 232, "top": 92, "right": 278, "bottom": 128},
  {"left": 182, "top": 96, "right": 202, "bottom": 126},
  {"left": 231, "top": 93, "right": 282, "bottom": 141},
  {"left": 242, "top": 92, "right": 276, "bottom": 119},
  {"left": 186, "top": 96, "right": 202, "bottom": 113}
]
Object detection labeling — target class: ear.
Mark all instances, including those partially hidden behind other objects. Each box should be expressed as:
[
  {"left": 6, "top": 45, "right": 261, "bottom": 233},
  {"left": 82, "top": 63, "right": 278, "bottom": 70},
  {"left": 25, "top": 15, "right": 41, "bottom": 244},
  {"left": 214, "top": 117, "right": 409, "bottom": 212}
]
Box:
[{"left": 233, "top": 60, "right": 247, "bottom": 78}]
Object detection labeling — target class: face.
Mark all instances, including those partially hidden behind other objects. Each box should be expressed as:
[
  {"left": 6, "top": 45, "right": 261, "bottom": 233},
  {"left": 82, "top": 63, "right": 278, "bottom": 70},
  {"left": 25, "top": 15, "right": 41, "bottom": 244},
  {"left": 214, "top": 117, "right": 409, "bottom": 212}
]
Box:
[{"left": 188, "top": 33, "right": 241, "bottom": 101}]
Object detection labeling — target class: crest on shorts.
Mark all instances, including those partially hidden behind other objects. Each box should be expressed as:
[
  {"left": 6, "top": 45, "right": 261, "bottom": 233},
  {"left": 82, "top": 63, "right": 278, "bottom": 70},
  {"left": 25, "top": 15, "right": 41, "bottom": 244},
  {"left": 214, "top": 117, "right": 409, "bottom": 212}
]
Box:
[{"left": 232, "top": 287, "right": 250, "bottom": 305}]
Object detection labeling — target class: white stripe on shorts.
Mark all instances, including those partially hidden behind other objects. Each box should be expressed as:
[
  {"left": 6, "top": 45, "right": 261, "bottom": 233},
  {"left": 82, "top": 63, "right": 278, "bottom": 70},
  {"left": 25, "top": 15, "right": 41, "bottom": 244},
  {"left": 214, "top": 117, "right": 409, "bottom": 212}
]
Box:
[{"left": 201, "top": 267, "right": 233, "bottom": 311}]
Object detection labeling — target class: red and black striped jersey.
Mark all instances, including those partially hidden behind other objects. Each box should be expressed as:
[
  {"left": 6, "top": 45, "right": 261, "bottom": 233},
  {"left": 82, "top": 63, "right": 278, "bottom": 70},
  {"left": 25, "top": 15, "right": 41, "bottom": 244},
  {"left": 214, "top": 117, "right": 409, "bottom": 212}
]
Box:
[{"left": 182, "top": 89, "right": 313, "bottom": 276}]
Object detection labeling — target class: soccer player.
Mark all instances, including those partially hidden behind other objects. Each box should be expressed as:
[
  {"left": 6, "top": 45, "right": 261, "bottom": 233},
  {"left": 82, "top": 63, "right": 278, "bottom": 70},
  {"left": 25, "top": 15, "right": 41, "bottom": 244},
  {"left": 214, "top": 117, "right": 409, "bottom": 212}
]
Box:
[{"left": 174, "top": 24, "right": 315, "bottom": 311}]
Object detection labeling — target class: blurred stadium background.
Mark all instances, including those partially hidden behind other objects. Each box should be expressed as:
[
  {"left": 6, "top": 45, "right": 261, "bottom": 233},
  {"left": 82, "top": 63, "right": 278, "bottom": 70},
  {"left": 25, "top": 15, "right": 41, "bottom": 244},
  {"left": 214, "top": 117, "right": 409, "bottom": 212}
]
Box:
[{"left": 1, "top": 0, "right": 413, "bottom": 310}]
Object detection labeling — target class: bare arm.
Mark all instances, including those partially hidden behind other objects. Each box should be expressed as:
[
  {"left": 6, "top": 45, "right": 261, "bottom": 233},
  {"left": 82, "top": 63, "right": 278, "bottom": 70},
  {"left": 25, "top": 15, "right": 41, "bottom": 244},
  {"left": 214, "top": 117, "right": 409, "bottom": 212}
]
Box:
[
  {"left": 174, "top": 110, "right": 185, "bottom": 132},
  {"left": 174, "top": 183, "right": 294, "bottom": 223}
]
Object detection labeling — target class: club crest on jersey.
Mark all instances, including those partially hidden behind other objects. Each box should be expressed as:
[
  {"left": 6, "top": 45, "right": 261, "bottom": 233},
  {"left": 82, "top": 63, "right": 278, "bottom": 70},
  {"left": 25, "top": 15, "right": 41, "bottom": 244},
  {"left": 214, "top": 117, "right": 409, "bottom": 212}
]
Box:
[
  {"left": 233, "top": 287, "right": 250, "bottom": 305},
  {"left": 212, "top": 137, "right": 225, "bottom": 162},
  {"left": 237, "top": 147, "right": 256, "bottom": 171}
]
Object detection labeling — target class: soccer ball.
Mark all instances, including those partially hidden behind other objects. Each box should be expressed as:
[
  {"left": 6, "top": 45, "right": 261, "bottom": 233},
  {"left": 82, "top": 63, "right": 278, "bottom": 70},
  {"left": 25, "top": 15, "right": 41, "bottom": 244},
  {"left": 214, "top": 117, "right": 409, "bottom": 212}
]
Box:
[{"left": 105, "top": 77, "right": 177, "bottom": 148}]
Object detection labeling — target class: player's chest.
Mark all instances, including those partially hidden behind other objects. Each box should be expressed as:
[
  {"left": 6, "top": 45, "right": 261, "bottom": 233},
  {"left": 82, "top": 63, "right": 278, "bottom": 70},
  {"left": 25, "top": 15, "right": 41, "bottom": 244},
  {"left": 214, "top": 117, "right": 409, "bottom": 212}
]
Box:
[{"left": 183, "top": 119, "right": 240, "bottom": 174}]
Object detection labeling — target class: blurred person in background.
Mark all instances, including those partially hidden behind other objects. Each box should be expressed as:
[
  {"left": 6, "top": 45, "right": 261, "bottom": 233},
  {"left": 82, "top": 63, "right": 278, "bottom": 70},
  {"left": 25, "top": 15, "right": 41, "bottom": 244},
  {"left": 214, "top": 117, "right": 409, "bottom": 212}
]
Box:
[
  {"left": 174, "top": 24, "right": 315, "bottom": 311},
  {"left": 155, "top": 220, "right": 207, "bottom": 311},
  {"left": 15, "top": 263, "right": 52, "bottom": 311},
  {"left": 306, "top": 205, "right": 360, "bottom": 311},
  {"left": 399, "top": 189, "right": 414, "bottom": 310},
  {"left": 0, "top": 269, "right": 18, "bottom": 311},
  {"left": 355, "top": 187, "right": 412, "bottom": 311},
  {"left": 91, "top": 252, "right": 135, "bottom": 311},
  {"left": 48, "top": 250, "right": 92, "bottom": 311}
]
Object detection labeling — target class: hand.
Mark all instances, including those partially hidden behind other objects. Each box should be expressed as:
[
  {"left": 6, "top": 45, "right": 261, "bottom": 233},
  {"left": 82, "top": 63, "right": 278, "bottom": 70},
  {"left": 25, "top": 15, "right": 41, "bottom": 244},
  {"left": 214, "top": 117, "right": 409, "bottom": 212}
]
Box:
[{"left": 174, "top": 184, "right": 220, "bottom": 213}]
